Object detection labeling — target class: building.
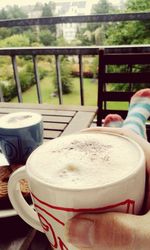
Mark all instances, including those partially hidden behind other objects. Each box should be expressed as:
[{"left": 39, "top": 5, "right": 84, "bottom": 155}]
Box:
[{"left": 55, "top": 0, "right": 98, "bottom": 42}]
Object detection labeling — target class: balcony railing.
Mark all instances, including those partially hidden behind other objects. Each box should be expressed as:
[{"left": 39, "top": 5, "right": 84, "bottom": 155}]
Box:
[{"left": 0, "top": 12, "right": 150, "bottom": 104}]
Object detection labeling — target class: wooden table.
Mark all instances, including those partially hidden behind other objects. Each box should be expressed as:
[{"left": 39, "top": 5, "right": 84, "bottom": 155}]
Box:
[{"left": 0, "top": 102, "right": 97, "bottom": 250}]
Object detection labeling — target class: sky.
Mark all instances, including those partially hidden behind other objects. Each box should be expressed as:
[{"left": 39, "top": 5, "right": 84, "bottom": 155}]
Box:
[{"left": 0, "top": 0, "right": 122, "bottom": 9}]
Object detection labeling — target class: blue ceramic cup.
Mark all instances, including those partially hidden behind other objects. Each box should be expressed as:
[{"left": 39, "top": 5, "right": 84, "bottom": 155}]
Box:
[{"left": 0, "top": 112, "right": 43, "bottom": 165}]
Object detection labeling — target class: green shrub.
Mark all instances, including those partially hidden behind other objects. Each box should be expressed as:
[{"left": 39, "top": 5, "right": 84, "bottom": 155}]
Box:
[
  {"left": 1, "top": 81, "right": 17, "bottom": 101},
  {"left": 53, "top": 57, "right": 73, "bottom": 94},
  {"left": 0, "top": 34, "right": 30, "bottom": 47},
  {"left": 19, "top": 70, "right": 34, "bottom": 91},
  {"left": 38, "top": 66, "right": 49, "bottom": 80}
]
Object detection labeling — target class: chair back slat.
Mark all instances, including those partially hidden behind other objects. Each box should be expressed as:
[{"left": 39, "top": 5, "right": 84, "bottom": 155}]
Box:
[
  {"left": 104, "top": 73, "right": 150, "bottom": 83},
  {"left": 104, "top": 53, "right": 150, "bottom": 64},
  {"left": 101, "top": 91, "right": 134, "bottom": 101}
]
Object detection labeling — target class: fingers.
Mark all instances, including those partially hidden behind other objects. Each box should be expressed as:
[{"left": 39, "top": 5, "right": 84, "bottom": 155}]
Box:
[{"left": 65, "top": 212, "right": 144, "bottom": 250}]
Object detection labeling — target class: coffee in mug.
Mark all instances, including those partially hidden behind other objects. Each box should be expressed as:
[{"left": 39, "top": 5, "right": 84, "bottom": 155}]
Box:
[
  {"left": 0, "top": 111, "right": 43, "bottom": 164},
  {"left": 8, "top": 132, "right": 145, "bottom": 250}
]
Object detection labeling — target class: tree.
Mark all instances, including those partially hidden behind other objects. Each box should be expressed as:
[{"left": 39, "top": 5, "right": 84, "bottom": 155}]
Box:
[
  {"left": 91, "top": 0, "right": 113, "bottom": 14},
  {"left": 0, "top": 5, "right": 28, "bottom": 39},
  {"left": 105, "top": 0, "right": 150, "bottom": 91},
  {"left": 39, "top": 30, "right": 56, "bottom": 46},
  {"left": 0, "top": 34, "right": 30, "bottom": 47},
  {"left": 5, "top": 5, "right": 27, "bottom": 19},
  {"left": 41, "top": 2, "right": 54, "bottom": 17},
  {"left": 76, "top": 0, "right": 116, "bottom": 46},
  {"left": 41, "top": 1, "right": 56, "bottom": 34},
  {"left": 106, "top": 0, "right": 150, "bottom": 45}
]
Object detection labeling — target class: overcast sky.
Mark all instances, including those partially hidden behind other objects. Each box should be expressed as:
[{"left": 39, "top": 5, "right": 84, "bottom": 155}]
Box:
[{"left": 0, "top": 0, "right": 122, "bottom": 9}]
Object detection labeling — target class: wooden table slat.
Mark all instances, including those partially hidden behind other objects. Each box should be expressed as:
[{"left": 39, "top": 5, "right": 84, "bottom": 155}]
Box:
[
  {"left": 0, "top": 102, "right": 97, "bottom": 112},
  {"left": 0, "top": 108, "right": 75, "bottom": 117},
  {"left": 43, "top": 130, "right": 62, "bottom": 139},
  {"left": 62, "top": 111, "right": 96, "bottom": 135},
  {"left": 42, "top": 115, "right": 72, "bottom": 123},
  {"left": 43, "top": 122, "right": 66, "bottom": 130}
]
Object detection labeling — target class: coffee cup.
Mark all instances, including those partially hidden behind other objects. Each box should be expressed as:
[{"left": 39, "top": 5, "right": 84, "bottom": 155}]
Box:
[
  {"left": 0, "top": 111, "right": 43, "bottom": 164},
  {"left": 8, "top": 131, "right": 146, "bottom": 250}
]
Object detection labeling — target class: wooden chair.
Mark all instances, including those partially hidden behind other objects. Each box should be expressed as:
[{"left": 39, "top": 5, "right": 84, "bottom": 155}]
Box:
[{"left": 97, "top": 48, "right": 150, "bottom": 140}]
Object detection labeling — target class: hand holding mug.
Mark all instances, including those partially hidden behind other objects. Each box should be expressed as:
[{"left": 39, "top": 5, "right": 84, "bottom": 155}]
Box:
[{"left": 8, "top": 132, "right": 145, "bottom": 250}]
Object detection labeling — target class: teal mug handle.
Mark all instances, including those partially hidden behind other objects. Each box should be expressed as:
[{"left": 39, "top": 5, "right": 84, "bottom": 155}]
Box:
[{"left": 8, "top": 166, "right": 43, "bottom": 232}]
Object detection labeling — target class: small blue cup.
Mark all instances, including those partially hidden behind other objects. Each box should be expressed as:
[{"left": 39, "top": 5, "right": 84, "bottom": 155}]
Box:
[{"left": 0, "top": 112, "right": 43, "bottom": 165}]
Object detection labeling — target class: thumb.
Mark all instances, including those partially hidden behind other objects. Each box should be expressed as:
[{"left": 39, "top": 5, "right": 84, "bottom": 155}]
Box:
[{"left": 65, "top": 212, "right": 142, "bottom": 250}]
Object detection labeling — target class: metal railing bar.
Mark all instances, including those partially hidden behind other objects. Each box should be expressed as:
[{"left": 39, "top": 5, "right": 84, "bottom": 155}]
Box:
[
  {"left": 11, "top": 55, "right": 23, "bottom": 103},
  {"left": 0, "top": 45, "right": 150, "bottom": 56},
  {"left": 0, "top": 12, "right": 149, "bottom": 28},
  {"left": 32, "top": 55, "right": 42, "bottom": 103},
  {"left": 0, "top": 47, "right": 99, "bottom": 56},
  {"left": 79, "top": 55, "right": 84, "bottom": 105},
  {"left": 55, "top": 55, "right": 63, "bottom": 104},
  {"left": 104, "top": 45, "right": 150, "bottom": 53},
  {"left": 0, "top": 87, "right": 4, "bottom": 102}
]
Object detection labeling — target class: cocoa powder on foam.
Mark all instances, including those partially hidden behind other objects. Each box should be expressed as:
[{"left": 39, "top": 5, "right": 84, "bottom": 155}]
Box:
[{"left": 28, "top": 133, "right": 140, "bottom": 189}]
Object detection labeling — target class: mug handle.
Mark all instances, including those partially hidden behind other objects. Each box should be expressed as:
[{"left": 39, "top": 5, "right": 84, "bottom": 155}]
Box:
[{"left": 8, "top": 166, "right": 43, "bottom": 232}]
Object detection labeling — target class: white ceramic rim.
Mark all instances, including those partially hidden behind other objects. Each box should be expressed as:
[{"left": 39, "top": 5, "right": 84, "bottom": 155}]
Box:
[
  {"left": 0, "top": 111, "right": 43, "bottom": 129},
  {"left": 26, "top": 131, "right": 146, "bottom": 192}
]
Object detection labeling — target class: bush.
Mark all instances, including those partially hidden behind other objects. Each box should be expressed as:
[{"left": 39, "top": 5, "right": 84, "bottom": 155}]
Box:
[
  {"left": 38, "top": 66, "right": 49, "bottom": 80},
  {"left": 0, "top": 34, "right": 30, "bottom": 47},
  {"left": 19, "top": 61, "right": 49, "bottom": 91},
  {"left": 71, "top": 71, "right": 94, "bottom": 78},
  {"left": 53, "top": 57, "right": 73, "bottom": 94},
  {"left": 1, "top": 81, "right": 17, "bottom": 101},
  {"left": 19, "top": 70, "right": 34, "bottom": 92},
  {"left": 71, "top": 60, "right": 95, "bottom": 78}
]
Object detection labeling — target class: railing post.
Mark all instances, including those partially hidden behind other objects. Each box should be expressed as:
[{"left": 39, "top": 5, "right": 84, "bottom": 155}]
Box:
[
  {"left": 11, "top": 55, "right": 23, "bottom": 103},
  {"left": 0, "top": 86, "right": 4, "bottom": 102},
  {"left": 97, "top": 49, "right": 105, "bottom": 126},
  {"left": 55, "top": 55, "right": 63, "bottom": 104},
  {"left": 79, "top": 54, "right": 84, "bottom": 105},
  {"left": 32, "top": 55, "right": 42, "bottom": 103}
]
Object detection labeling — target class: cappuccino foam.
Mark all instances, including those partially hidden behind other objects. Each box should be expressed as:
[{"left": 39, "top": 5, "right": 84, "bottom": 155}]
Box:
[
  {"left": 0, "top": 112, "right": 42, "bottom": 129},
  {"left": 28, "top": 133, "right": 142, "bottom": 189}
]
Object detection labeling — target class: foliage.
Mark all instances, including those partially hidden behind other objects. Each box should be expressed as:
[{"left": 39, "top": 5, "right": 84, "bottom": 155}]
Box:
[
  {"left": 71, "top": 59, "right": 95, "bottom": 78},
  {"left": 0, "top": 34, "right": 30, "bottom": 47},
  {"left": 0, "top": 60, "right": 49, "bottom": 101},
  {"left": 91, "top": 56, "right": 98, "bottom": 78},
  {"left": 76, "top": 0, "right": 116, "bottom": 46},
  {"left": 19, "top": 63, "right": 35, "bottom": 92},
  {"left": 39, "top": 30, "right": 56, "bottom": 46},
  {"left": 0, "top": 5, "right": 28, "bottom": 36},
  {"left": 41, "top": 1, "right": 55, "bottom": 17},
  {"left": 24, "top": 29, "right": 38, "bottom": 45},
  {"left": 1, "top": 81, "right": 17, "bottom": 102},
  {"left": 19, "top": 61, "right": 49, "bottom": 91},
  {"left": 0, "top": 5, "right": 28, "bottom": 19},
  {"left": 53, "top": 57, "right": 73, "bottom": 94},
  {"left": 104, "top": 0, "right": 150, "bottom": 91},
  {"left": 106, "top": 0, "right": 150, "bottom": 45},
  {"left": 40, "top": 1, "right": 56, "bottom": 34},
  {"left": 91, "top": 0, "right": 114, "bottom": 14}
]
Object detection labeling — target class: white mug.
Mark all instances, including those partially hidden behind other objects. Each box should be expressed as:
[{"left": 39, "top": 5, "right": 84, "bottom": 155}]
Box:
[{"left": 8, "top": 132, "right": 146, "bottom": 250}]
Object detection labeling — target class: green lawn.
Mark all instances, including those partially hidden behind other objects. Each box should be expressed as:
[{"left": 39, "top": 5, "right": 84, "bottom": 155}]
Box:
[
  {"left": 11, "top": 77, "right": 129, "bottom": 110},
  {"left": 12, "top": 77, "right": 98, "bottom": 105}
]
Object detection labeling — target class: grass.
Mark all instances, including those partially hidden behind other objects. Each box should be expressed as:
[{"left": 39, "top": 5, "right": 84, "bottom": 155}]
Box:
[
  {"left": 11, "top": 77, "right": 98, "bottom": 105},
  {"left": 11, "top": 77, "right": 129, "bottom": 110}
]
